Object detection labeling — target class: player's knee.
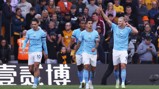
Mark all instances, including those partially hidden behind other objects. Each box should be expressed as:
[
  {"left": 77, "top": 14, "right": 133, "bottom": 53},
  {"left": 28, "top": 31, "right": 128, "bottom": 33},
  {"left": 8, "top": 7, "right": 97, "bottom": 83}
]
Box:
[
  {"left": 91, "top": 67, "right": 96, "bottom": 72},
  {"left": 29, "top": 66, "right": 34, "bottom": 72},
  {"left": 77, "top": 65, "right": 83, "bottom": 71},
  {"left": 84, "top": 65, "right": 90, "bottom": 70},
  {"left": 29, "top": 67, "right": 33, "bottom": 72},
  {"left": 114, "top": 65, "right": 119, "bottom": 70},
  {"left": 121, "top": 64, "right": 126, "bottom": 69}
]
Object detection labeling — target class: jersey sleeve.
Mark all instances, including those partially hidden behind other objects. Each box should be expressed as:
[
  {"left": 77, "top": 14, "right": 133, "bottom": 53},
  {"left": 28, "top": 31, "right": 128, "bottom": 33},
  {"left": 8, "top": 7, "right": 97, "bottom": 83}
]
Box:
[
  {"left": 128, "top": 27, "right": 132, "bottom": 33},
  {"left": 72, "top": 30, "right": 76, "bottom": 39},
  {"left": 111, "top": 23, "right": 117, "bottom": 31},
  {"left": 95, "top": 31, "right": 100, "bottom": 41},
  {"left": 42, "top": 31, "right": 48, "bottom": 55}
]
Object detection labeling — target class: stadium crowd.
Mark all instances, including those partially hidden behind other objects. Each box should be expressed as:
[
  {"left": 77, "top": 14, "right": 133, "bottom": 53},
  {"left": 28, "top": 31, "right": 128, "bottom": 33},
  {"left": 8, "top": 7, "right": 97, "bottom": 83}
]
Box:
[{"left": 0, "top": 0, "right": 159, "bottom": 64}]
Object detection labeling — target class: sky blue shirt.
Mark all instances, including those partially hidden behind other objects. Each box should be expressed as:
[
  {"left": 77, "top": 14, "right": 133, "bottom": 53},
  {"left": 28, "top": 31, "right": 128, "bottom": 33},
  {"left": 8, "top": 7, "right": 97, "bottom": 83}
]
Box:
[
  {"left": 79, "top": 30, "right": 99, "bottom": 55},
  {"left": 72, "top": 28, "right": 84, "bottom": 55},
  {"left": 112, "top": 23, "right": 132, "bottom": 51},
  {"left": 22, "top": 27, "right": 48, "bottom": 54}
]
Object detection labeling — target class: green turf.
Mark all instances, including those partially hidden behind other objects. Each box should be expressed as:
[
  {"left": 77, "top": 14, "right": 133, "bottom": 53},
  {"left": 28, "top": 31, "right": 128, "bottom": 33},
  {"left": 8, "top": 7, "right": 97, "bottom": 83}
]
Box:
[{"left": 0, "top": 85, "right": 159, "bottom": 89}]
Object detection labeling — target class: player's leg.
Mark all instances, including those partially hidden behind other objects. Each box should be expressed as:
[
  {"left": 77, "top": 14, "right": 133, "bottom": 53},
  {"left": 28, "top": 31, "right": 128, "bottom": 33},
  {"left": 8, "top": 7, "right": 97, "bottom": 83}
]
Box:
[
  {"left": 28, "top": 53, "right": 34, "bottom": 76},
  {"left": 29, "top": 65, "right": 34, "bottom": 76},
  {"left": 89, "top": 54, "right": 97, "bottom": 89},
  {"left": 120, "top": 51, "right": 128, "bottom": 89},
  {"left": 32, "top": 52, "right": 42, "bottom": 88},
  {"left": 76, "top": 54, "right": 84, "bottom": 88},
  {"left": 82, "top": 53, "right": 90, "bottom": 89},
  {"left": 113, "top": 50, "right": 120, "bottom": 88}
]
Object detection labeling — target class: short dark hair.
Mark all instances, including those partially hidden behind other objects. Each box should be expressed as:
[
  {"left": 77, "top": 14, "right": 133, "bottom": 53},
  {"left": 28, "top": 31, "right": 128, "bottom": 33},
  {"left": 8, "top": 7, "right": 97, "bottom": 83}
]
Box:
[
  {"left": 31, "top": 18, "right": 39, "bottom": 23},
  {"left": 16, "top": 8, "right": 21, "bottom": 12},
  {"left": 126, "top": 6, "right": 132, "bottom": 9},
  {"left": 79, "top": 19, "right": 86, "bottom": 24},
  {"left": 108, "top": 14, "right": 113, "bottom": 17},
  {"left": 30, "top": 7, "right": 35, "bottom": 11},
  {"left": 145, "top": 36, "right": 152, "bottom": 41},
  {"left": 92, "top": 12, "right": 99, "bottom": 16},
  {"left": 86, "top": 18, "right": 93, "bottom": 24}
]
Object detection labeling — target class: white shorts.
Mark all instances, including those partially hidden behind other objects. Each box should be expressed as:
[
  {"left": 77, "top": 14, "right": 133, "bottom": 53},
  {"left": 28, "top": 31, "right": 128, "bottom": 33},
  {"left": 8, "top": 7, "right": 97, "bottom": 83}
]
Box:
[
  {"left": 82, "top": 52, "right": 97, "bottom": 67},
  {"left": 76, "top": 54, "right": 83, "bottom": 66},
  {"left": 113, "top": 49, "right": 128, "bottom": 66},
  {"left": 28, "top": 52, "right": 42, "bottom": 65}
]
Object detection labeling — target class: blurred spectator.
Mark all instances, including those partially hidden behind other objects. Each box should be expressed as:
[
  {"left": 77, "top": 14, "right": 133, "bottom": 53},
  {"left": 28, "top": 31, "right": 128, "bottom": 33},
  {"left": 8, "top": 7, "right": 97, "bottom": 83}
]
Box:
[
  {"left": 77, "top": 13, "right": 85, "bottom": 22},
  {"left": 148, "top": 1, "right": 159, "bottom": 26},
  {"left": 124, "top": 6, "right": 138, "bottom": 27},
  {"left": 137, "top": 0, "right": 148, "bottom": 26},
  {"left": 113, "top": 0, "right": 124, "bottom": 16},
  {"left": 41, "top": 10, "right": 50, "bottom": 30},
  {"left": 2, "top": 0, "right": 13, "bottom": 44},
  {"left": 0, "top": 39, "right": 10, "bottom": 63},
  {"left": 137, "top": 36, "right": 157, "bottom": 64},
  {"left": 75, "top": 0, "right": 86, "bottom": 14},
  {"left": 17, "top": 30, "right": 28, "bottom": 63},
  {"left": 34, "top": 0, "right": 47, "bottom": 14},
  {"left": 83, "top": 7, "right": 90, "bottom": 19},
  {"left": 154, "top": 12, "right": 159, "bottom": 26},
  {"left": 12, "top": 8, "right": 25, "bottom": 60},
  {"left": 27, "top": 0, "right": 37, "bottom": 6},
  {"left": 55, "top": 0, "right": 60, "bottom": 6},
  {"left": 57, "top": 46, "right": 71, "bottom": 64},
  {"left": 95, "top": 8, "right": 103, "bottom": 20},
  {"left": 34, "top": 14, "right": 42, "bottom": 25},
  {"left": 61, "top": 22, "right": 72, "bottom": 52},
  {"left": 25, "top": 7, "right": 36, "bottom": 30},
  {"left": 142, "top": 16, "right": 150, "bottom": 27},
  {"left": 142, "top": 0, "right": 158, "bottom": 10},
  {"left": 96, "top": 0, "right": 106, "bottom": 11},
  {"left": 82, "top": 0, "right": 89, "bottom": 5},
  {"left": 141, "top": 24, "right": 156, "bottom": 44},
  {"left": 105, "top": 2, "right": 116, "bottom": 19},
  {"left": 46, "top": 32, "right": 58, "bottom": 64},
  {"left": 59, "top": 13, "right": 71, "bottom": 31},
  {"left": 128, "top": 40, "right": 135, "bottom": 64},
  {"left": 4, "top": 0, "right": 19, "bottom": 13},
  {"left": 70, "top": 5, "right": 78, "bottom": 30},
  {"left": 0, "top": 0, "right": 4, "bottom": 35},
  {"left": 123, "top": 0, "right": 137, "bottom": 15},
  {"left": 47, "top": 0, "right": 55, "bottom": 15},
  {"left": 47, "top": 21, "right": 62, "bottom": 45},
  {"left": 55, "top": 6, "right": 63, "bottom": 21},
  {"left": 92, "top": 12, "right": 106, "bottom": 36},
  {"left": 17, "top": 0, "right": 32, "bottom": 18},
  {"left": 51, "top": 13, "right": 60, "bottom": 29},
  {"left": 96, "top": 26, "right": 105, "bottom": 63},
  {"left": 87, "top": 0, "right": 98, "bottom": 17},
  {"left": 57, "top": 0, "right": 72, "bottom": 14}
]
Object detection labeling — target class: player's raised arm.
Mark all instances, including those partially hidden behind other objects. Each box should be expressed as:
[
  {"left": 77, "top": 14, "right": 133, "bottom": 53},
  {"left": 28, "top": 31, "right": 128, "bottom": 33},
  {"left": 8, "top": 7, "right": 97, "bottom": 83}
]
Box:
[
  {"left": 126, "top": 22, "right": 138, "bottom": 34},
  {"left": 99, "top": 7, "right": 112, "bottom": 26}
]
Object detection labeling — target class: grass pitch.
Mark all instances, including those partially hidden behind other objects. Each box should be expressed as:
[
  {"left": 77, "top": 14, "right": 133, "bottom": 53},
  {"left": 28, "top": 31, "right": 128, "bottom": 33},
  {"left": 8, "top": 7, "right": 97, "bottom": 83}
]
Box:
[{"left": 0, "top": 85, "right": 159, "bottom": 89}]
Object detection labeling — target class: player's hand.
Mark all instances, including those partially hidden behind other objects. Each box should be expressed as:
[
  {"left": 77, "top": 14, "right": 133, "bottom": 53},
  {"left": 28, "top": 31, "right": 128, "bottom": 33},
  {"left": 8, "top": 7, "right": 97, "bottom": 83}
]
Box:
[
  {"left": 126, "top": 22, "right": 131, "bottom": 27},
  {"left": 92, "top": 48, "right": 96, "bottom": 52}
]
